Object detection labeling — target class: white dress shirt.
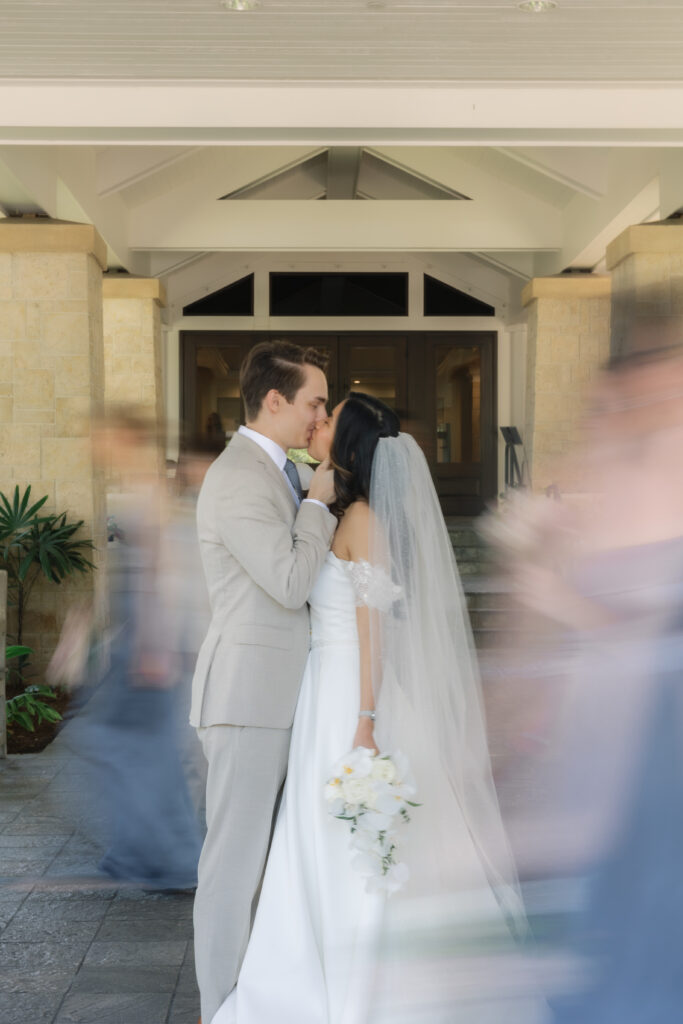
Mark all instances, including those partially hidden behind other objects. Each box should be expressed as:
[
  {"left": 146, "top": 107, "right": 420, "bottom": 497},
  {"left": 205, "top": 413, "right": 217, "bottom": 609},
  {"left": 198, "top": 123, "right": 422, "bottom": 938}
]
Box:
[{"left": 237, "top": 425, "right": 326, "bottom": 510}]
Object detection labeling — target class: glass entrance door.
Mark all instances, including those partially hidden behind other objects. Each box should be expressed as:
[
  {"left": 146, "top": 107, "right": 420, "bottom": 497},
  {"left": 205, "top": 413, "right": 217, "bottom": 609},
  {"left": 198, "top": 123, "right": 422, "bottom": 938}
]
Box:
[{"left": 181, "top": 331, "right": 495, "bottom": 515}]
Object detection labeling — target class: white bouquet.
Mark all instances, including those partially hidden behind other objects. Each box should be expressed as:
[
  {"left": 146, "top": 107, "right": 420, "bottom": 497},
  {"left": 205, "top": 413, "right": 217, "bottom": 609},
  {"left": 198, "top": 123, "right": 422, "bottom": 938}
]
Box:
[{"left": 324, "top": 747, "right": 419, "bottom": 894}]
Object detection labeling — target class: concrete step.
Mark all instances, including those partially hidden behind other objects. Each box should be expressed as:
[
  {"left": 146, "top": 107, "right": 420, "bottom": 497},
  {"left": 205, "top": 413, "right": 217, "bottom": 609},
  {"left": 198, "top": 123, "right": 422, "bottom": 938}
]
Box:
[
  {"left": 468, "top": 607, "right": 517, "bottom": 631},
  {"left": 446, "top": 515, "right": 490, "bottom": 579},
  {"left": 463, "top": 578, "right": 519, "bottom": 650}
]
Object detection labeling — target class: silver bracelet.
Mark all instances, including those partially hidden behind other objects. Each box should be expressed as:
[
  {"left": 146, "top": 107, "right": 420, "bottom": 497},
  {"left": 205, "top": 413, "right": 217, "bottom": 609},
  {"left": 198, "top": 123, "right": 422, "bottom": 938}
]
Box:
[{"left": 359, "top": 710, "right": 376, "bottom": 722}]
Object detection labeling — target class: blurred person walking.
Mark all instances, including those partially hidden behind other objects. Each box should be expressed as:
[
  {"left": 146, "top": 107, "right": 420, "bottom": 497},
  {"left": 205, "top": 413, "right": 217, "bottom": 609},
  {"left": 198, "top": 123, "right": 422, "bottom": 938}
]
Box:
[
  {"left": 496, "top": 341, "right": 683, "bottom": 1024},
  {"left": 161, "top": 438, "right": 216, "bottom": 831},
  {"left": 57, "top": 409, "right": 202, "bottom": 890}
]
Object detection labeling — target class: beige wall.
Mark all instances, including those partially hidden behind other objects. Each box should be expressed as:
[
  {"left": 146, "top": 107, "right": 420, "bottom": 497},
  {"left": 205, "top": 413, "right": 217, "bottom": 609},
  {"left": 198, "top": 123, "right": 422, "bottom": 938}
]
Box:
[
  {"left": 103, "top": 277, "right": 166, "bottom": 426},
  {"left": 522, "top": 276, "right": 611, "bottom": 493},
  {"left": 607, "top": 224, "right": 683, "bottom": 358},
  {"left": 0, "top": 220, "right": 107, "bottom": 671}
]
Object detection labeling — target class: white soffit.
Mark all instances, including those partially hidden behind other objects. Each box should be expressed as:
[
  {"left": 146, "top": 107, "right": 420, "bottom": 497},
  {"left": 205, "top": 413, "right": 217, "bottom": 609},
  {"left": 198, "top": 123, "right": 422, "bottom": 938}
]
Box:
[{"left": 1, "top": 0, "right": 683, "bottom": 82}]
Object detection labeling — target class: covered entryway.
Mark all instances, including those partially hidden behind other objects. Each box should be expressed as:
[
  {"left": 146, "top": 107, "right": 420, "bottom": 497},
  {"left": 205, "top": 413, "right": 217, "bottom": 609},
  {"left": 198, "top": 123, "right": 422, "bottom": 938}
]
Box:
[{"left": 181, "top": 331, "right": 496, "bottom": 516}]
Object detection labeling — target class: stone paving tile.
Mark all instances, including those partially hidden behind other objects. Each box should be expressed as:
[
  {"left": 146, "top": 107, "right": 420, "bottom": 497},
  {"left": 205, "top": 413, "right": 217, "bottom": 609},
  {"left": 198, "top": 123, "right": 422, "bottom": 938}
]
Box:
[
  {"left": 0, "top": 833, "right": 67, "bottom": 851},
  {"left": 96, "top": 914, "right": 194, "bottom": 942},
  {"left": 1, "top": 915, "right": 102, "bottom": 944},
  {"left": 0, "top": 990, "right": 65, "bottom": 1024},
  {"left": 0, "top": 939, "right": 90, "bottom": 993},
  {"left": 70, "top": 965, "right": 180, "bottom": 994},
  {"left": 84, "top": 939, "right": 188, "bottom": 969},
  {"left": 44, "top": 857, "right": 102, "bottom": 877},
  {"left": 0, "top": 856, "right": 54, "bottom": 878},
  {"left": 175, "top": 957, "right": 200, "bottom": 996},
  {"left": 20, "top": 892, "right": 114, "bottom": 922},
  {"left": 0, "top": 892, "right": 26, "bottom": 931},
  {"left": 3, "top": 818, "right": 75, "bottom": 836},
  {"left": 168, "top": 990, "right": 201, "bottom": 1024},
  {"left": 1, "top": 748, "right": 202, "bottom": 1023},
  {"left": 54, "top": 990, "right": 172, "bottom": 1024}
]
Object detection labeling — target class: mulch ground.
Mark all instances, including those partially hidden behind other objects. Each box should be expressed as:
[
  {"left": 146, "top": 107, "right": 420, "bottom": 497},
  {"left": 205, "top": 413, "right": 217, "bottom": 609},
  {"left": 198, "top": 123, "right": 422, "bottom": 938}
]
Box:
[{"left": 6, "top": 687, "right": 71, "bottom": 754}]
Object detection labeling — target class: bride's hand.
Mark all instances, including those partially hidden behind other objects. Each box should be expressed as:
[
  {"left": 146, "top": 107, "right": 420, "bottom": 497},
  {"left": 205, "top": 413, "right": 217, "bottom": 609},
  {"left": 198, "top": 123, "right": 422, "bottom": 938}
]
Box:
[{"left": 352, "top": 716, "right": 377, "bottom": 754}]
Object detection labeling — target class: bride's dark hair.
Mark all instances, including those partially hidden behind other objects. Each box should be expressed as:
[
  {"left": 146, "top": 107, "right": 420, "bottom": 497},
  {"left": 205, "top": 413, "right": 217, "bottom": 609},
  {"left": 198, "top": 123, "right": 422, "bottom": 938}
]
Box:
[{"left": 329, "top": 391, "right": 400, "bottom": 520}]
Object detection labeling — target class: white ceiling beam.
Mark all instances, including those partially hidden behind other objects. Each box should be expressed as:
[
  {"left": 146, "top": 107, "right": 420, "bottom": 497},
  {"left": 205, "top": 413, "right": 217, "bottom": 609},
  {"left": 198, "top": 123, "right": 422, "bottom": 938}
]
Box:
[
  {"left": 372, "top": 146, "right": 561, "bottom": 225},
  {"left": 326, "top": 148, "right": 361, "bottom": 200},
  {"left": 125, "top": 146, "right": 325, "bottom": 211},
  {"left": 3, "top": 83, "right": 683, "bottom": 146},
  {"left": 0, "top": 147, "right": 59, "bottom": 215},
  {"left": 55, "top": 147, "right": 148, "bottom": 273},
  {"left": 96, "top": 146, "right": 196, "bottom": 197},
  {"left": 532, "top": 149, "right": 683, "bottom": 275},
  {"left": 471, "top": 252, "right": 535, "bottom": 281},
  {"left": 497, "top": 147, "right": 609, "bottom": 200},
  {"left": 129, "top": 198, "right": 562, "bottom": 253},
  {"left": 148, "top": 251, "right": 208, "bottom": 278}
]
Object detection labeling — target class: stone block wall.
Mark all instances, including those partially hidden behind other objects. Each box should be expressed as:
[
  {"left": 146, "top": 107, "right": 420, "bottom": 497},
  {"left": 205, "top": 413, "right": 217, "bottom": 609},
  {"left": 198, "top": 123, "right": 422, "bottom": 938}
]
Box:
[
  {"left": 0, "top": 221, "right": 107, "bottom": 675},
  {"left": 522, "top": 276, "right": 611, "bottom": 493},
  {"left": 103, "top": 277, "right": 166, "bottom": 426},
  {"left": 607, "top": 224, "right": 683, "bottom": 358}
]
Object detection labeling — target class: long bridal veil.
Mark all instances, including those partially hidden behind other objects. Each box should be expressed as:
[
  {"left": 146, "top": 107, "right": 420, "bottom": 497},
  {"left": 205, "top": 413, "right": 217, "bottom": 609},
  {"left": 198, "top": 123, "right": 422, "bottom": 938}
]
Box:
[{"left": 367, "top": 434, "right": 536, "bottom": 1022}]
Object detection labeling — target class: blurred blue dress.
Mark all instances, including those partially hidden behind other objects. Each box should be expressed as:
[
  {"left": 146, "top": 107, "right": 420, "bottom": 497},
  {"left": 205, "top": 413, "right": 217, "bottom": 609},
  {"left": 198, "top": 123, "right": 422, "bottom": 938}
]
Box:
[{"left": 77, "top": 496, "right": 202, "bottom": 888}]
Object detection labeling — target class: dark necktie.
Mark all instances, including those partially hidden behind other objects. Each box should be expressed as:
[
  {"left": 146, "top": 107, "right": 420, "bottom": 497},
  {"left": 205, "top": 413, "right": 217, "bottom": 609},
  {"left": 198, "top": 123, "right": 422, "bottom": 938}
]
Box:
[{"left": 283, "top": 458, "right": 303, "bottom": 503}]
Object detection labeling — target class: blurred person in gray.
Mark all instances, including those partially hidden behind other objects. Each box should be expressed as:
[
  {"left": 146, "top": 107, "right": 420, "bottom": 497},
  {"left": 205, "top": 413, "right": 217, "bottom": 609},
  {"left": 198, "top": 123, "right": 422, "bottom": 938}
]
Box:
[
  {"left": 53, "top": 409, "right": 202, "bottom": 889},
  {"left": 494, "top": 334, "right": 683, "bottom": 1024},
  {"left": 162, "top": 437, "right": 216, "bottom": 832}
]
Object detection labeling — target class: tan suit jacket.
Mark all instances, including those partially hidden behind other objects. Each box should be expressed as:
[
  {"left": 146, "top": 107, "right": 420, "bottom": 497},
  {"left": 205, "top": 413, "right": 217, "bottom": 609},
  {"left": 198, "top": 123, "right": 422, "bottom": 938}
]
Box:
[{"left": 190, "top": 431, "right": 336, "bottom": 729}]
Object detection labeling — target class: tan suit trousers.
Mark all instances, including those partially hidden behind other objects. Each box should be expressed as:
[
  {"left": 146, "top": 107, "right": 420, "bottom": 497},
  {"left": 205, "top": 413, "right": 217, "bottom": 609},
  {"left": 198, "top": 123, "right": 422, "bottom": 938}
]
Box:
[{"left": 193, "top": 723, "right": 290, "bottom": 1024}]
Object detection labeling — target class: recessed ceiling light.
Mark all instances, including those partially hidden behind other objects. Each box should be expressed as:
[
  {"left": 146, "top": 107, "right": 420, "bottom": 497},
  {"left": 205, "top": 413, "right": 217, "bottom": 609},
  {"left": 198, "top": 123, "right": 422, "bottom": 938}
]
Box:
[
  {"left": 518, "top": 0, "right": 557, "bottom": 11},
  {"left": 220, "top": 0, "right": 261, "bottom": 10}
]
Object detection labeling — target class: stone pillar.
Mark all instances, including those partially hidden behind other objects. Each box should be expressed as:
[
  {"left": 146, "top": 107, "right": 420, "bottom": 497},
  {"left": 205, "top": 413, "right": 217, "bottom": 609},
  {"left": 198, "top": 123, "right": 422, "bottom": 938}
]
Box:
[
  {"left": 0, "top": 219, "right": 107, "bottom": 670},
  {"left": 102, "top": 277, "right": 166, "bottom": 428},
  {"left": 606, "top": 224, "right": 683, "bottom": 358},
  {"left": 521, "top": 275, "right": 611, "bottom": 493}
]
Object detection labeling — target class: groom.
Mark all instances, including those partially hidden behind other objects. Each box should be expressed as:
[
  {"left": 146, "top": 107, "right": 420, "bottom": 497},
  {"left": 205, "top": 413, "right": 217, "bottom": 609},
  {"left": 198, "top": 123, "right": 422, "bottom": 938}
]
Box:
[{"left": 191, "top": 340, "right": 336, "bottom": 1024}]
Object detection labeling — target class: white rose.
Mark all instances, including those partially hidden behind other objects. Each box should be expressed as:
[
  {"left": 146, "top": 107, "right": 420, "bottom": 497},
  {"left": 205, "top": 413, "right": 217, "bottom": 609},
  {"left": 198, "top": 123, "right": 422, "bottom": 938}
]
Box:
[
  {"left": 371, "top": 758, "right": 397, "bottom": 783},
  {"left": 342, "top": 778, "right": 371, "bottom": 805}
]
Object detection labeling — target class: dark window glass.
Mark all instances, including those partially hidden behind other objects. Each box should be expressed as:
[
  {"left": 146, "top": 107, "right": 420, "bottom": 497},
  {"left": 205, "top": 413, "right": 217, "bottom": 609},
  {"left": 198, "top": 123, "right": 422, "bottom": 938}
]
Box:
[
  {"left": 424, "top": 274, "right": 494, "bottom": 317},
  {"left": 183, "top": 274, "right": 254, "bottom": 316},
  {"left": 270, "top": 273, "right": 408, "bottom": 317}
]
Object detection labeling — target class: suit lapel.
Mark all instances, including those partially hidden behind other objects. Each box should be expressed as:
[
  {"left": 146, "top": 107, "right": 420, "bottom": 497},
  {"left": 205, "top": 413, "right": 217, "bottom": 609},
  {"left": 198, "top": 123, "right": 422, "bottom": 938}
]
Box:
[{"left": 230, "top": 432, "right": 298, "bottom": 514}]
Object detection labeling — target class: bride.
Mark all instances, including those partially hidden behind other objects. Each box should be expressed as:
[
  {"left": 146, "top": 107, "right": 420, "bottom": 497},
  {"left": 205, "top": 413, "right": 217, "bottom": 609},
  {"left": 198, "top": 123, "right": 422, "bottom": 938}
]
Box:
[{"left": 212, "top": 393, "right": 536, "bottom": 1024}]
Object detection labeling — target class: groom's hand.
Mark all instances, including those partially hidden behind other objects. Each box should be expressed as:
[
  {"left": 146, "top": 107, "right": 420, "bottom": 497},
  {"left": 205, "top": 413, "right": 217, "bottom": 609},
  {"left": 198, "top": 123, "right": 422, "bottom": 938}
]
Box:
[{"left": 307, "top": 457, "right": 335, "bottom": 506}]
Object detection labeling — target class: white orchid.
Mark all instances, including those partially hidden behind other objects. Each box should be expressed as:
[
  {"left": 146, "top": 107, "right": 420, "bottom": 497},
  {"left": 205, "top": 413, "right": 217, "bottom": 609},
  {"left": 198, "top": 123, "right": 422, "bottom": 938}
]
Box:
[
  {"left": 366, "top": 861, "right": 410, "bottom": 895},
  {"left": 324, "top": 748, "right": 419, "bottom": 896}
]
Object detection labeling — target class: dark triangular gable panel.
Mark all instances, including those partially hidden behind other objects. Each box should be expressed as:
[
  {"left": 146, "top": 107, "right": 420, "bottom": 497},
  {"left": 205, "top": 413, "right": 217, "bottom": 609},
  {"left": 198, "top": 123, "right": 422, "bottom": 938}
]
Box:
[
  {"left": 183, "top": 274, "right": 254, "bottom": 316},
  {"left": 424, "top": 274, "right": 495, "bottom": 317}
]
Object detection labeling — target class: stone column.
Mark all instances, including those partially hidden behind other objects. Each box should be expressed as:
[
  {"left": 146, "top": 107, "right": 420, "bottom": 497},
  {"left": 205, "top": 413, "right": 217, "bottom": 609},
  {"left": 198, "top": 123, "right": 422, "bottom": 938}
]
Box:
[
  {"left": 102, "top": 277, "right": 166, "bottom": 428},
  {"left": 0, "top": 219, "right": 107, "bottom": 670},
  {"left": 521, "top": 275, "right": 611, "bottom": 493},
  {"left": 607, "top": 224, "right": 683, "bottom": 358}
]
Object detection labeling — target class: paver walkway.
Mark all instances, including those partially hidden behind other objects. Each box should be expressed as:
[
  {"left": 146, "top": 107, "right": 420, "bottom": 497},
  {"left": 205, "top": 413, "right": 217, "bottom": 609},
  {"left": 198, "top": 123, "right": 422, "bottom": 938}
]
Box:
[{"left": 0, "top": 728, "right": 199, "bottom": 1024}]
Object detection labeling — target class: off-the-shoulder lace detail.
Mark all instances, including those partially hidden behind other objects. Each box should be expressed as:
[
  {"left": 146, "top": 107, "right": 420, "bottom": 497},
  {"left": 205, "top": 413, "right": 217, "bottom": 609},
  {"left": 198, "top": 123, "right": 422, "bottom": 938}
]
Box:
[{"left": 344, "top": 558, "right": 402, "bottom": 612}]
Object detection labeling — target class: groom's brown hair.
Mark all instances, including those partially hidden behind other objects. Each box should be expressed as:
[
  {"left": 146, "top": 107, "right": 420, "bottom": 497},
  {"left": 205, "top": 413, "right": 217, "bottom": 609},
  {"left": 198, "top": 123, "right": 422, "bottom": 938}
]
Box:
[{"left": 240, "top": 340, "right": 328, "bottom": 421}]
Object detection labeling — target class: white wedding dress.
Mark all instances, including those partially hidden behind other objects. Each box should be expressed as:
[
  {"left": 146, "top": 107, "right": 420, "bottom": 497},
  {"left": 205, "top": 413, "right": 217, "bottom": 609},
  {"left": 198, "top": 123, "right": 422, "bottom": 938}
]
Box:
[
  {"left": 212, "top": 547, "right": 539, "bottom": 1024},
  {"left": 212, "top": 551, "right": 386, "bottom": 1024}
]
